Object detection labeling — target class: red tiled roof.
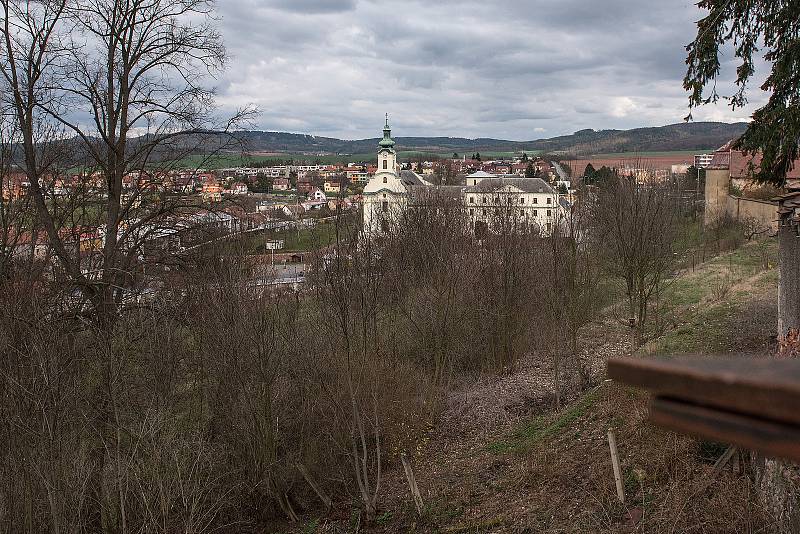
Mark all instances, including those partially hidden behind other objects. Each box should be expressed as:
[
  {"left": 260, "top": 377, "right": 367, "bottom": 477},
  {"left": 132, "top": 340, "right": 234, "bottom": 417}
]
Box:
[{"left": 712, "top": 141, "right": 800, "bottom": 179}]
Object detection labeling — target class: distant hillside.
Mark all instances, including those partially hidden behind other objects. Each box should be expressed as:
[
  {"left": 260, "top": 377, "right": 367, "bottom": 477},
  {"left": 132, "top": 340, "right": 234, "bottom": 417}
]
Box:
[
  {"left": 526, "top": 122, "right": 748, "bottom": 155},
  {"left": 226, "top": 122, "right": 747, "bottom": 156}
]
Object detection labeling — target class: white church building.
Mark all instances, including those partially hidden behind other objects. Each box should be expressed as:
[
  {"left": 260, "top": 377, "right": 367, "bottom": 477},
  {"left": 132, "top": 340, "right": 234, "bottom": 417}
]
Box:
[
  {"left": 362, "top": 117, "right": 568, "bottom": 236},
  {"left": 362, "top": 116, "right": 433, "bottom": 234}
]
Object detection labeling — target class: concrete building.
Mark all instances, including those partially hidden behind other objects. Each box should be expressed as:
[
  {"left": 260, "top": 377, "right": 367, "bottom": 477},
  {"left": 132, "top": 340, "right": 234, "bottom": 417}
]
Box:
[
  {"left": 464, "top": 177, "right": 561, "bottom": 235},
  {"left": 694, "top": 154, "right": 714, "bottom": 169}
]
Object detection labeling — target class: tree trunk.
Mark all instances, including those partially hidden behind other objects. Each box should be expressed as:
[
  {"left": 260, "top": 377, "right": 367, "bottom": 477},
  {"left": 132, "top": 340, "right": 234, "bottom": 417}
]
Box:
[
  {"left": 759, "top": 213, "right": 800, "bottom": 533},
  {"left": 778, "top": 223, "right": 800, "bottom": 338}
]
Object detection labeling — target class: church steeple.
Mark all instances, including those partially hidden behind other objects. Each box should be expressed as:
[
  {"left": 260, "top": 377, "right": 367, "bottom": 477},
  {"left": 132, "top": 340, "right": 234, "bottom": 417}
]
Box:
[
  {"left": 379, "top": 113, "right": 396, "bottom": 149},
  {"left": 377, "top": 114, "right": 397, "bottom": 174}
]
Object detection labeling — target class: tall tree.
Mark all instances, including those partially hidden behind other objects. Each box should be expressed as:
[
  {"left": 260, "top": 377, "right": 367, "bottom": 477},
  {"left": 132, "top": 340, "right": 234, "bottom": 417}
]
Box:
[
  {"left": 525, "top": 162, "right": 536, "bottom": 178},
  {"left": 1, "top": 0, "right": 248, "bottom": 323},
  {"left": 685, "top": 5, "right": 800, "bottom": 531},
  {"left": 592, "top": 175, "right": 678, "bottom": 334},
  {"left": 684, "top": 0, "right": 799, "bottom": 185}
]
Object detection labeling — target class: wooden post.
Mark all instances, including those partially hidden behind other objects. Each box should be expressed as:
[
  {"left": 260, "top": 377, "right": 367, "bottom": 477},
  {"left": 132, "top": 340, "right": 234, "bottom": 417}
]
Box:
[
  {"left": 607, "top": 429, "right": 625, "bottom": 504},
  {"left": 401, "top": 452, "right": 424, "bottom": 516}
]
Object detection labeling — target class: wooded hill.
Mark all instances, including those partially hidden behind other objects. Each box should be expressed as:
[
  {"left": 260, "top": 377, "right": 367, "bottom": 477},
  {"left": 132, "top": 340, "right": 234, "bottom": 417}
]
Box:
[{"left": 225, "top": 121, "right": 747, "bottom": 156}]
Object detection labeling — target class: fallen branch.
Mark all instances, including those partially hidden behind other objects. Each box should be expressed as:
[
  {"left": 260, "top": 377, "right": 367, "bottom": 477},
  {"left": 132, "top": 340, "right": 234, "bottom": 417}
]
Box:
[
  {"left": 296, "top": 463, "right": 332, "bottom": 511},
  {"left": 401, "top": 452, "right": 424, "bottom": 516}
]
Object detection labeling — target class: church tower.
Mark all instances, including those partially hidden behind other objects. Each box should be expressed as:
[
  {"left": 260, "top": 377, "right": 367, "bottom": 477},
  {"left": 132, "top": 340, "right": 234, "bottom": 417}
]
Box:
[
  {"left": 377, "top": 114, "right": 397, "bottom": 174},
  {"left": 363, "top": 114, "right": 405, "bottom": 235}
]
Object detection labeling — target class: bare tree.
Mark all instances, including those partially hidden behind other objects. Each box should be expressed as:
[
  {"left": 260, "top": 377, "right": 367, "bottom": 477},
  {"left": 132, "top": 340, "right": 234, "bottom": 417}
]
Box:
[
  {"left": 310, "top": 214, "right": 384, "bottom": 521},
  {"left": 540, "top": 199, "right": 600, "bottom": 406},
  {"left": 1, "top": 0, "right": 251, "bottom": 323},
  {"left": 592, "top": 173, "right": 678, "bottom": 335}
]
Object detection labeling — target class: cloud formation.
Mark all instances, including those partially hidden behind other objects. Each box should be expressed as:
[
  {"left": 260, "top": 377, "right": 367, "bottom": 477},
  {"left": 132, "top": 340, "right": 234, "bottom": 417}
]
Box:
[{"left": 213, "top": 0, "right": 768, "bottom": 140}]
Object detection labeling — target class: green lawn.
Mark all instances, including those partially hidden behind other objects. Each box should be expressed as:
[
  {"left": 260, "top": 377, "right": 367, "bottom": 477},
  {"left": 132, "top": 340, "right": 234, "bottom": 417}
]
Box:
[
  {"left": 645, "top": 238, "right": 778, "bottom": 355},
  {"left": 226, "top": 219, "right": 345, "bottom": 254}
]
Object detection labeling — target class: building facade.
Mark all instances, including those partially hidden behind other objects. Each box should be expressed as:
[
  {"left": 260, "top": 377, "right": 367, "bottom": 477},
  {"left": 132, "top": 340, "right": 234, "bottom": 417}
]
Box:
[
  {"left": 464, "top": 177, "right": 561, "bottom": 235},
  {"left": 362, "top": 117, "right": 568, "bottom": 237},
  {"left": 363, "top": 116, "right": 433, "bottom": 234}
]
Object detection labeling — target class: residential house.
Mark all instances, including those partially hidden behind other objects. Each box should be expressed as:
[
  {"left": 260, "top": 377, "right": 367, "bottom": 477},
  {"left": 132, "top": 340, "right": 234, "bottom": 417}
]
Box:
[
  {"left": 282, "top": 204, "right": 306, "bottom": 219},
  {"left": 307, "top": 187, "right": 327, "bottom": 202},
  {"left": 324, "top": 181, "right": 342, "bottom": 195},
  {"left": 230, "top": 181, "right": 249, "bottom": 195},
  {"left": 201, "top": 178, "right": 223, "bottom": 202},
  {"left": 273, "top": 177, "right": 290, "bottom": 191}
]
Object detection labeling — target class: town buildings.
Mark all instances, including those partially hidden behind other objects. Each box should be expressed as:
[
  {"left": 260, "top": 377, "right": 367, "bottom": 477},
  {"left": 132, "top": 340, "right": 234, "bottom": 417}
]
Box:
[{"left": 362, "top": 117, "right": 569, "bottom": 237}]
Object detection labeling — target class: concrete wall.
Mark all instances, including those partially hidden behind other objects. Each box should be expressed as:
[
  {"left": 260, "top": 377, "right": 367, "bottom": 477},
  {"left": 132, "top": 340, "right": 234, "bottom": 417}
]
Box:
[
  {"left": 704, "top": 167, "right": 779, "bottom": 231},
  {"left": 726, "top": 195, "right": 779, "bottom": 232},
  {"left": 704, "top": 168, "right": 730, "bottom": 225}
]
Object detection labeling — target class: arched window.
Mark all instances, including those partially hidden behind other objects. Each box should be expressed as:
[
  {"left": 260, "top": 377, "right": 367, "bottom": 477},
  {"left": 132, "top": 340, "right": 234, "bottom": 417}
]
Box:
[
  {"left": 383, "top": 176, "right": 387, "bottom": 184},
  {"left": 383, "top": 159, "right": 388, "bottom": 170}
]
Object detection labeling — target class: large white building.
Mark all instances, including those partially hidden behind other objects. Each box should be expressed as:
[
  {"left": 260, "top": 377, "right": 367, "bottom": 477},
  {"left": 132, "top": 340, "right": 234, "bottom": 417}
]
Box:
[
  {"left": 464, "top": 174, "right": 563, "bottom": 236},
  {"left": 363, "top": 116, "right": 433, "bottom": 234},
  {"left": 362, "top": 117, "right": 568, "bottom": 236}
]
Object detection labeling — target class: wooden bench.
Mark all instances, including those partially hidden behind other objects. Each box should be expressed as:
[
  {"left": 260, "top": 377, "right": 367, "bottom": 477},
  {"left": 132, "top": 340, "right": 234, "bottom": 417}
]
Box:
[{"left": 608, "top": 357, "right": 800, "bottom": 462}]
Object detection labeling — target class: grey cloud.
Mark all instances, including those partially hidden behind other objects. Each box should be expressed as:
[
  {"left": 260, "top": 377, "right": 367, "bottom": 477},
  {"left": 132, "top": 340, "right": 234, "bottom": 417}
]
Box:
[
  {"left": 213, "top": 0, "right": 763, "bottom": 140},
  {"left": 265, "top": 0, "right": 356, "bottom": 14}
]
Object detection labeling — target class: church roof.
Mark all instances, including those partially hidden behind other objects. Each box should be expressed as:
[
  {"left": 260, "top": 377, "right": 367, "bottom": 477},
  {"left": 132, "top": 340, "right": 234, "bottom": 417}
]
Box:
[
  {"left": 464, "top": 177, "right": 555, "bottom": 194},
  {"left": 399, "top": 170, "right": 429, "bottom": 187}
]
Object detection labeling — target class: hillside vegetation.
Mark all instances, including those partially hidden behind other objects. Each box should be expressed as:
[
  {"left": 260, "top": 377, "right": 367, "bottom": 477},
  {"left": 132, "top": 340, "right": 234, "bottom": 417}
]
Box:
[
  {"left": 177, "top": 122, "right": 747, "bottom": 159},
  {"left": 291, "top": 238, "right": 779, "bottom": 533}
]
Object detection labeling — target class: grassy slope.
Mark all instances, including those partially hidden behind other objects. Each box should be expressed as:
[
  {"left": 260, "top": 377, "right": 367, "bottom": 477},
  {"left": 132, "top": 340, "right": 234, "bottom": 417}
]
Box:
[
  {"left": 478, "top": 239, "right": 778, "bottom": 532},
  {"left": 366, "top": 239, "right": 779, "bottom": 533}
]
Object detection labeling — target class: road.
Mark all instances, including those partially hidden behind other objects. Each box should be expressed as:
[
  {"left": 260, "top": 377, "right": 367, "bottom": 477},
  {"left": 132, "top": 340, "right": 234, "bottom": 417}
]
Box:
[{"left": 552, "top": 160, "right": 570, "bottom": 182}]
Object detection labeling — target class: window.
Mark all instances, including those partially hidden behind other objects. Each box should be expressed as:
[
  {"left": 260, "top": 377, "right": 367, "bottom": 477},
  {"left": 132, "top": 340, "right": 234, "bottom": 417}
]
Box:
[
  {"left": 546, "top": 222, "right": 552, "bottom": 232},
  {"left": 469, "top": 208, "right": 474, "bottom": 216},
  {"left": 482, "top": 209, "right": 487, "bottom": 216},
  {"left": 533, "top": 197, "right": 538, "bottom": 204},
  {"left": 382, "top": 201, "right": 389, "bottom": 212},
  {"left": 533, "top": 210, "right": 538, "bottom": 216},
  {"left": 381, "top": 219, "right": 389, "bottom": 233},
  {"left": 520, "top": 210, "right": 525, "bottom": 216},
  {"left": 547, "top": 209, "right": 552, "bottom": 217},
  {"left": 482, "top": 197, "right": 487, "bottom": 204},
  {"left": 547, "top": 197, "right": 552, "bottom": 204},
  {"left": 469, "top": 197, "right": 475, "bottom": 204},
  {"left": 383, "top": 176, "right": 387, "bottom": 184},
  {"left": 495, "top": 197, "right": 500, "bottom": 204},
  {"left": 520, "top": 197, "right": 525, "bottom": 204},
  {"left": 383, "top": 160, "right": 388, "bottom": 170}
]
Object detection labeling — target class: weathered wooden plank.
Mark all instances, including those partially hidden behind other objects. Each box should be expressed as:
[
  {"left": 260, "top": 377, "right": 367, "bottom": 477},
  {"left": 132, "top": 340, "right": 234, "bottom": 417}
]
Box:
[
  {"left": 650, "top": 396, "right": 800, "bottom": 462},
  {"left": 607, "top": 357, "right": 800, "bottom": 426}
]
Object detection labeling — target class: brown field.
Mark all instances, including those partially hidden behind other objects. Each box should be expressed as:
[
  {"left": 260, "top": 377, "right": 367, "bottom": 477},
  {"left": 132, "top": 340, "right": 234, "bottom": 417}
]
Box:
[{"left": 562, "top": 153, "right": 697, "bottom": 177}]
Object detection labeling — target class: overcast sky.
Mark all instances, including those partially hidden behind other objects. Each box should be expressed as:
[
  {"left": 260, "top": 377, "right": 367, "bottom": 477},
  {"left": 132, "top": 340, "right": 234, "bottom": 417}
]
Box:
[{"left": 213, "top": 0, "right": 766, "bottom": 141}]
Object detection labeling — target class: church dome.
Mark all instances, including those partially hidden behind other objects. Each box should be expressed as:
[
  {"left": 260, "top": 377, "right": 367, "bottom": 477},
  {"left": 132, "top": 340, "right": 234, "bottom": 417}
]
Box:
[{"left": 378, "top": 114, "right": 396, "bottom": 149}]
